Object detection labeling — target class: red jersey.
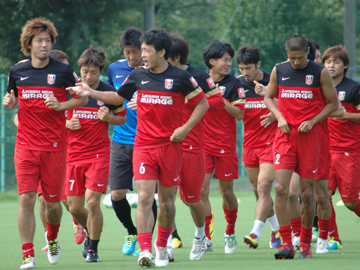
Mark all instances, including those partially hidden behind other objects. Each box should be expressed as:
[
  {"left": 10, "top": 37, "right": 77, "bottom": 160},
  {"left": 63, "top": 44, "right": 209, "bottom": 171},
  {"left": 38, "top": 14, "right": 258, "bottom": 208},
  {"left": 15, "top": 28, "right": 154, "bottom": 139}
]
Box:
[
  {"left": 7, "top": 58, "right": 80, "bottom": 151},
  {"left": 117, "top": 64, "right": 205, "bottom": 148},
  {"left": 328, "top": 76, "right": 360, "bottom": 151},
  {"left": 239, "top": 72, "right": 276, "bottom": 149},
  {"left": 66, "top": 81, "right": 126, "bottom": 163},
  {"left": 203, "top": 74, "right": 245, "bottom": 157},
  {"left": 276, "top": 61, "right": 326, "bottom": 126}
]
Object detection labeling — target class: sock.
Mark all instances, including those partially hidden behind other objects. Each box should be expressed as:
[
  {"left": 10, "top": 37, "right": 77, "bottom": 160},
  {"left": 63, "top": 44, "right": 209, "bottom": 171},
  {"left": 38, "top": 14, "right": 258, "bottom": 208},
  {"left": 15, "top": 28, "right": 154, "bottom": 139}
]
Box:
[
  {"left": 46, "top": 222, "right": 60, "bottom": 241},
  {"left": 111, "top": 197, "right": 137, "bottom": 235},
  {"left": 152, "top": 198, "right": 158, "bottom": 233},
  {"left": 291, "top": 217, "right": 301, "bottom": 237},
  {"left": 22, "top": 243, "right": 34, "bottom": 258},
  {"left": 205, "top": 215, "right": 212, "bottom": 239},
  {"left": 267, "top": 213, "right": 280, "bottom": 232},
  {"left": 251, "top": 220, "right": 265, "bottom": 239},
  {"left": 89, "top": 239, "right": 99, "bottom": 253},
  {"left": 318, "top": 218, "right": 330, "bottom": 240},
  {"left": 300, "top": 226, "right": 312, "bottom": 244},
  {"left": 279, "top": 225, "right": 292, "bottom": 246},
  {"left": 329, "top": 198, "right": 340, "bottom": 242},
  {"left": 195, "top": 224, "right": 205, "bottom": 239},
  {"left": 73, "top": 218, "right": 78, "bottom": 226},
  {"left": 351, "top": 199, "right": 360, "bottom": 217},
  {"left": 223, "top": 206, "right": 238, "bottom": 235},
  {"left": 138, "top": 232, "right": 152, "bottom": 253},
  {"left": 167, "top": 234, "right": 172, "bottom": 247},
  {"left": 172, "top": 229, "right": 182, "bottom": 241},
  {"left": 313, "top": 214, "right": 318, "bottom": 229},
  {"left": 156, "top": 225, "right": 173, "bottom": 248}
]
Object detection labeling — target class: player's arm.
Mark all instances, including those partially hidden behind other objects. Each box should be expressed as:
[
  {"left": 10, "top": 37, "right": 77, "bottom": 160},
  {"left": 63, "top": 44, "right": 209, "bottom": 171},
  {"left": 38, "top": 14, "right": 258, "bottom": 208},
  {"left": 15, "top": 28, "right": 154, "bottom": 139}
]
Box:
[
  {"left": 45, "top": 95, "right": 88, "bottom": 111},
  {"left": 13, "top": 113, "right": 18, "bottom": 128},
  {"left": 224, "top": 99, "right": 243, "bottom": 120},
  {"left": 205, "top": 89, "right": 225, "bottom": 111},
  {"left": 254, "top": 80, "right": 267, "bottom": 97},
  {"left": 98, "top": 106, "right": 127, "bottom": 125}
]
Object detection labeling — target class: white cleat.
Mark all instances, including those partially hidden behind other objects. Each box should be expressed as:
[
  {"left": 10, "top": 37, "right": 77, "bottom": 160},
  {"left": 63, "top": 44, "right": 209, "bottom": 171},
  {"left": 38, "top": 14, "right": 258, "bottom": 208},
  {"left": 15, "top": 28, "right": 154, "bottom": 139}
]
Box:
[
  {"left": 292, "top": 236, "right": 300, "bottom": 252},
  {"left": 316, "top": 238, "right": 329, "bottom": 254},
  {"left": 190, "top": 236, "right": 206, "bottom": 260},
  {"left": 47, "top": 239, "right": 61, "bottom": 265},
  {"left": 154, "top": 242, "right": 169, "bottom": 267},
  {"left": 167, "top": 245, "right": 175, "bottom": 262},
  {"left": 224, "top": 234, "right": 237, "bottom": 253},
  {"left": 138, "top": 250, "right": 154, "bottom": 268},
  {"left": 205, "top": 238, "right": 213, "bottom": 253},
  {"left": 20, "top": 255, "right": 36, "bottom": 269}
]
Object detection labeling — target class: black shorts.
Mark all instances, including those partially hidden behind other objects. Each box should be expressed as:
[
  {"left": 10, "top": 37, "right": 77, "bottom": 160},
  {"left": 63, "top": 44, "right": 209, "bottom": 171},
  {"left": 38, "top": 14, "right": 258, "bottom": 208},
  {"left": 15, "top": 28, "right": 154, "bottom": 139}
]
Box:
[{"left": 109, "top": 141, "right": 134, "bottom": 191}]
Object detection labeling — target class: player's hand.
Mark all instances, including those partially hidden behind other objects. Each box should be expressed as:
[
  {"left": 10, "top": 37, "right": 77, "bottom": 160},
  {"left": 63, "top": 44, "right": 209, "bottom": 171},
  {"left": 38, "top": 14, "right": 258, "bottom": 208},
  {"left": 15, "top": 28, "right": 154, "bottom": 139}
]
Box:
[
  {"left": 98, "top": 106, "right": 110, "bottom": 122},
  {"left": 66, "top": 83, "right": 92, "bottom": 97},
  {"left": 44, "top": 95, "right": 62, "bottom": 111},
  {"left": 66, "top": 114, "right": 81, "bottom": 130},
  {"left": 254, "top": 81, "right": 266, "bottom": 97},
  {"left": 298, "top": 120, "right": 315, "bottom": 132},
  {"left": 170, "top": 125, "right": 190, "bottom": 142},
  {"left": 3, "top": 89, "right": 17, "bottom": 109},
  {"left": 277, "top": 115, "right": 290, "bottom": 133},
  {"left": 127, "top": 96, "right": 137, "bottom": 110},
  {"left": 260, "top": 112, "right": 276, "bottom": 128}
]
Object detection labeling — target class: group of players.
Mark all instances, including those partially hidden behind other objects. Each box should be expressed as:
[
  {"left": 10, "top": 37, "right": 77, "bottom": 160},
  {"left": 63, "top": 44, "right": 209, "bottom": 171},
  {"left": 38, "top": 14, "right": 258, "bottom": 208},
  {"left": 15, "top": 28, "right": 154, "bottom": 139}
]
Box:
[{"left": 3, "top": 17, "right": 360, "bottom": 269}]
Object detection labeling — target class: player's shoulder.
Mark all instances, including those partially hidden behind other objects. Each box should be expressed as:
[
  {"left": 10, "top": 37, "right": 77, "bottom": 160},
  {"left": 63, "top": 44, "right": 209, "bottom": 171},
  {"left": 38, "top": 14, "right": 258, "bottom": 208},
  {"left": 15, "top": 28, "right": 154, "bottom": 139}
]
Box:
[
  {"left": 342, "top": 76, "right": 360, "bottom": 90},
  {"left": 97, "top": 81, "right": 116, "bottom": 92},
  {"left": 10, "top": 59, "right": 30, "bottom": 72}
]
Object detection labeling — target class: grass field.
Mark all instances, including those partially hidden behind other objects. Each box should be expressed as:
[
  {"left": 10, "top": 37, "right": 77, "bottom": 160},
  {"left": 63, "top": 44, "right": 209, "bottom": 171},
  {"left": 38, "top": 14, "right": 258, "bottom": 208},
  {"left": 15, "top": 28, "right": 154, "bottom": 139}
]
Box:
[{"left": 1, "top": 189, "right": 359, "bottom": 270}]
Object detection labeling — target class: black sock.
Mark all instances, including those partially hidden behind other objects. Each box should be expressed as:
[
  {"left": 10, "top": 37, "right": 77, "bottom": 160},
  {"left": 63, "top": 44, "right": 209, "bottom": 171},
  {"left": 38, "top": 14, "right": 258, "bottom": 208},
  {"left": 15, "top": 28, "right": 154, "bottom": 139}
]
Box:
[
  {"left": 151, "top": 198, "right": 158, "bottom": 233},
  {"left": 172, "top": 229, "right": 181, "bottom": 241},
  {"left": 313, "top": 214, "right": 318, "bottom": 229},
  {"left": 112, "top": 197, "right": 137, "bottom": 235},
  {"left": 89, "top": 239, "right": 99, "bottom": 253}
]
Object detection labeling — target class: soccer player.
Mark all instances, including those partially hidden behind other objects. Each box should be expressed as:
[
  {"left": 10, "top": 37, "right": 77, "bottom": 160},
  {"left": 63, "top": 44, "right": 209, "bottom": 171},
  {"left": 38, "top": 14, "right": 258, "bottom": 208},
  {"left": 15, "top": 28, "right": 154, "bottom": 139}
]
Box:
[
  {"left": 201, "top": 40, "right": 245, "bottom": 253},
  {"left": 107, "top": 27, "right": 158, "bottom": 257},
  {"left": 236, "top": 45, "right": 281, "bottom": 249},
  {"left": 264, "top": 35, "right": 338, "bottom": 259},
  {"left": 67, "top": 28, "right": 209, "bottom": 268},
  {"left": 310, "top": 40, "right": 322, "bottom": 65},
  {"left": 2, "top": 18, "right": 88, "bottom": 269},
  {"left": 65, "top": 47, "right": 127, "bottom": 263},
  {"left": 168, "top": 32, "right": 225, "bottom": 260},
  {"left": 322, "top": 45, "right": 360, "bottom": 250}
]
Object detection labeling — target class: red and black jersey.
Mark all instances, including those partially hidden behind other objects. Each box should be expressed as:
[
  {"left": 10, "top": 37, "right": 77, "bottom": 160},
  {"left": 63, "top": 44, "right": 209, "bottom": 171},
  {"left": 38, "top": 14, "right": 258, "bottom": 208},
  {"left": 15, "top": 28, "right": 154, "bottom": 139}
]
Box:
[
  {"left": 67, "top": 81, "right": 126, "bottom": 163},
  {"left": 239, "top": 72, "right": 276, "bottom": 149},
  {"left": 7, "top": 58, "right": 80, "bottom": 151},
  {"left": 204, "top": 74, "right": 245, "bottom": 157},
  {"left": 276, "top": 61, "right": 325, "bottom": 126},
  {"left": 183, "top": 65, "right": 224, "bottom": 153},
  {"left": 117, "top": 63, "right": 205, "bottom": 148},
  {"left": 328, "top": 76, "right": 360, "bottom": 151}
]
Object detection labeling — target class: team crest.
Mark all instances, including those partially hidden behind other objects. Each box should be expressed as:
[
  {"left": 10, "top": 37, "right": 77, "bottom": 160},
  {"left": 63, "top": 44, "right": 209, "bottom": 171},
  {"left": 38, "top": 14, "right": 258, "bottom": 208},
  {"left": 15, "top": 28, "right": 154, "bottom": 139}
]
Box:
[
  {"left": 190, "top": 77, "right": 198, "bottom": 88},
  {"left": 97, "top": 100, "right": 104, "bottom": 106},
  {"left": 338, "top": 91, "right": 346, "bottom": 101},
  {"left": 305, "top": 75, "right": 314, "bottom": 85},
  {"left": 238, "top": 88, "right": 245, "bottom": 98},
  {"left": 165, "top": 79, "right": 173, "bottom": 90},
  {"left": 47, "top": 74, "right": 56, "bottom": 85},
  {"left": 219, "top": 86, "right": 226, "bottom": 96},
  {"left": 206, "top": 77, "right": 215, "bottom": 89}
]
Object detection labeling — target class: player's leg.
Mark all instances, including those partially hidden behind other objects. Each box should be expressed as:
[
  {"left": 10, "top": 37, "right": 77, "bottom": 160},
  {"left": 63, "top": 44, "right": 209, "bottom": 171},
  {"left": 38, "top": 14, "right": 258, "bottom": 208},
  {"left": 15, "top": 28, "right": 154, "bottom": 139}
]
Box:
[
  {"left": 37, "top": 183, "right": 49, "bottom": 252},
  {"left": 201, "top": 153, "right": 214, "bottom": 241},
  {"left": 288, "top": 173, "right": 301, "bottom": 250},
  {"left": 245, "top": 166, "right": 259, "bottom": 201}
]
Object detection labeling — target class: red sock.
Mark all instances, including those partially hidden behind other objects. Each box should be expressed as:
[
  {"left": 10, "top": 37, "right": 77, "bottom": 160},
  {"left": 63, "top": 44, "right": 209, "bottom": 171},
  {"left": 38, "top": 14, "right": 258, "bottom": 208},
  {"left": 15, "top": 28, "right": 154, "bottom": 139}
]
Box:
[
  {"left": 329, "top": 198, "right": 340, "bottom": 242},
  {"left": 300, "top": 226, "right": 312, "bottom": 244},
  {"left": 318, "top": 218, "right": 330, "bottom": 240},
  {"left": 73, "top": 218, "right": 78, "bottom": 225},
  {"left": 291, "top": 217, "right": 301, "bottom": 237},
  {"left": 279, "top": 225, "right": 292, "bottom": 246},
  {"left": 138, "top": 232, "right": 153, "bottom": 253},
  {"left": 351, "top": 199, "right": 360, "bottom": 217},
  {"left": 46, "top": 222, "right": 60, "bottom": 241},
  {"left": 223, "top": 206, "right": 238, "bottom": 235},
  {"left": 22, "top": 243, "right": 34, "bottom": 258},
  {"left": 205, "top": 215, "right": 211, "bottom": 240},
  {"left": 156, "top": 225, "right": 173, "bottom": 248}
]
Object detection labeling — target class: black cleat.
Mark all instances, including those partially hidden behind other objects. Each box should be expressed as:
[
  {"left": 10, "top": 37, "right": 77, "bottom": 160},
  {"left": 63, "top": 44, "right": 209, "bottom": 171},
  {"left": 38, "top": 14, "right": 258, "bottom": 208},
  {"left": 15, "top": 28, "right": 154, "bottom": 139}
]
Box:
[{"left": 274, "top": 243, "right": 295, "bottom": 260}]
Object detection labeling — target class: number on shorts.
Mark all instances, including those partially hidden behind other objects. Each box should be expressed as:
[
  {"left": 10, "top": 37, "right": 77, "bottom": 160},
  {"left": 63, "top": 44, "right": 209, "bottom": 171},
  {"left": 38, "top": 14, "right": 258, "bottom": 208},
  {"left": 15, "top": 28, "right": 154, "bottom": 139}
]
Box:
[
  {"left": 275, "top": 153, "right": 280, "bottom": 165},
  {"left": 139, "top": 162, "right": 145, "bottom": 174},
  {"left": 69, "top": 179, "right": 75, "bottom": 191}
]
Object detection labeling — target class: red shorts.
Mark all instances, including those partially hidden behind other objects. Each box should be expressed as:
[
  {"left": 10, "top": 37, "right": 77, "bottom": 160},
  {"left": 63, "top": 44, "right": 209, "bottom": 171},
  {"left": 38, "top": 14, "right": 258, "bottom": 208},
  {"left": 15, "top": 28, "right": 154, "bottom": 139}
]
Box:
[
  {"left": 273, "top": 124, "right": 321, "bottom": 179},
  {"left": 242, "top": 147, "right": 273, "bottom": 168},
  {"left": 133, "top": 143, "right": 182, "bottom": 187},
  {"left": 328, "top": 150, "right": 360, "bottom": 202},
  {"left": 180, "top": 150, "right": 205, "bottom": 203},
  {"left": 316, "top": 121, "right": 330, "bottom": 181},
  {"left": 65, "top": 161, "right": 109, "bottom": 196},
  {"left": 205, "top": 153, "right": 238, "bottom": 181},
  {"left": 15, "top": 149, "right": 66, "bottom": 202}
]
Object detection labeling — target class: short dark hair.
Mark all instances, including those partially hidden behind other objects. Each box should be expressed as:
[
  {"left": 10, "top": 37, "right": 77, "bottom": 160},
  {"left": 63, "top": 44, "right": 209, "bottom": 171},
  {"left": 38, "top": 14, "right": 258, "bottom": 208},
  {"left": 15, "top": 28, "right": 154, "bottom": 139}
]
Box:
[
  {"left": 50, "top": 50, "right": 69, "bottom": 62},
  {"left": 203, "top": 40, "right": 234, "bottom": 69},
  {"left": 169, "top": 32, "right": 189, "bottom": 65},
  {"left": 285, "top": 35, "right": 308, "bottom": 52},
  {"left": 120, "top": 27, "right": 142, "bottom": 50},
  {"left": 307, "top": 40, "right": 316, "bottom": 61},
  {"left": 309, "top": 39, "right": 320, "bottom": 50},
  {"left": 140, "top": 28, "right": 172, "bottom": 60},
  {"left": 236, "top": 45, "right": 261, "bottom": 65},
  {"left": 322, "top": 45, "right": 350, "bottom": 76},
  {"left": 78, "top": 46, "right": 107, "bottom": 72}
]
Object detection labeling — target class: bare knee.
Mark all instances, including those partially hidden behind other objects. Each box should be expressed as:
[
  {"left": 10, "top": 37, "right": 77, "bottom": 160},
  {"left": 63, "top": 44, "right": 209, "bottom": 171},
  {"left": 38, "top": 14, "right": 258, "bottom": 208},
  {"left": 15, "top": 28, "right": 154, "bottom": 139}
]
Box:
[
  {"left": 111, "top": 189, "right": 127, "bottom": 201},
  {"left": 344, "top": 201, "right": 357, "bottom": 210}
]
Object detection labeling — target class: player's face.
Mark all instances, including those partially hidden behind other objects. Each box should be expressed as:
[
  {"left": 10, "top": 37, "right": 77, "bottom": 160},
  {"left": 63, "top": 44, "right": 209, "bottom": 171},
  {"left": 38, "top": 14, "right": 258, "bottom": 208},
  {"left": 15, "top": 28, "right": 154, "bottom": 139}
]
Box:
[
  {"left": 314, "top": 49, "right": 321, "bottom": 64},
  {"left": 210, "top": 52, "right": 232, "bottom": 76},
  {"left": 324, "top": 57, "right": 347, "bottom": 79},
  {"left": 238, "top": 62, "right": 260, "bottom": 82},
  {"left": 287, "top": 50, "right": 308, "bottom": 70},
  {"left": 124, "top": 46, "right": 143, "bottom": 68},
  {"left": 80, "top": 64, "right": 101, "bottom": 89},
  {"left": 141, "top": 43, "right": 162, "bottom": 71},
  {"left": 29, "top": 31, "right": 52, "bottom": 61}
]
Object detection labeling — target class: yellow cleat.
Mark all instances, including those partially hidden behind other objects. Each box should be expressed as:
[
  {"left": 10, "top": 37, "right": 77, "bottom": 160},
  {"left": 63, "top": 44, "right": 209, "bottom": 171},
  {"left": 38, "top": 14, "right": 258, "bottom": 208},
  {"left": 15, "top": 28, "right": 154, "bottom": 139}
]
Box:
[
  {"left": 209, "top": 212, "right": 215, "bottom": 239},
  {"left": 172, "top": 237, "right": 183, "bottom": 248}
]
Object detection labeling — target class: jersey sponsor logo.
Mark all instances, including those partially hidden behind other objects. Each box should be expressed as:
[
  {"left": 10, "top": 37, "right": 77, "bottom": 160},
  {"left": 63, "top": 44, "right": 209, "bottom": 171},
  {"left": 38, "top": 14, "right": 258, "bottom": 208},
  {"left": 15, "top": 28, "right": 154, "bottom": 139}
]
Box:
[
  {"left": 20, "top": 76, "right": 29, "bottom": 81},
  {"left": 165, "top": 79, "right": 174, "bottom": 89},
  {"left": 305, "top": 75, "right": 314, "bottom": 85},
  {"left": 238, "top": 87, "right": 245, "bottom": 98},
  {"left": 97, "top": 100, "right": 104, "bottom": 106},
  {"left": 245, "top": 100, "right": 266, "bottom": 109},
  {"left": 219, "top": 86, "right": 226, "bottom": 96},
  {"left": 207, "top": 77, "right": 215, "bottom": 89},
  {"left": 339, "top": 91, "right": 345, "bottom": 101},
  {"left": 190, "top": 76, "right": 198, "bottom": 88},
  {"left": 281, "top": 77, "right": 290, "bottom": 81},
  {"left": 280, "top": 89, "right": 313, "bottom": 99},
  {"left": 140, "top": 94, "right": 173, "bottom": 105},
  {"left": 141, "top": 80, "right": 150, "bottom": 84},
  {"left": 73, "top": 72, "right": 80, "bottom": 82},
  {"left": 21, "top": 89, "right": 55, "bottom": 99},
  {"left": 47, "top": 74, "right": 56, "bottom": 85},
  {"left": 72, "top": 109, "right": 100, "bottom": 120}
]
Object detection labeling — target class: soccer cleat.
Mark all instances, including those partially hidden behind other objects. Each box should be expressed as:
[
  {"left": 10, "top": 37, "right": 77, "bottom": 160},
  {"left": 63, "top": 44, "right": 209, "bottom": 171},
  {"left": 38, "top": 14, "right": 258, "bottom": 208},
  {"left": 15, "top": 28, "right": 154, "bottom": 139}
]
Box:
[
  {"left": 154, "top": 242, "right": 169, "bottom": 267},
  {"left": 269, "top": 231, "right": 282, "bottom": 248},
  {"left": 205, "top": 238, "right": 213, "bottom": 253},
  {"left": 316, "top": 238, "right": 328, "bottom": 254},
  {"left": 167, "top": 245, "right": 175, "bottom": 262},
  {"left": 82, "top": 236, "right": 90, "bottom": 258},
  {"left": 224, "top": 234, "right": 237, "bottom": 253},
  {"left": 299, "top": 242, "right": 312, "bottom": 258},
  {"left": 73, "top": 222, "right": 86, "bottom": 245},
  {"left": 292, "top": 236, "right": 300, "bottom": 252},
  {"left": 133, "top": 247, "right": 140, "bottom": 257},
  {"left": 122, "top": 234, "right": 137, "bottom": 255},
  {"left": 86, "top": 250, "right": 101, "bottom": 262},
  {"left": 190, "top": 236, "right": 206, "bottom": 260},
  {"left": 47, "top": 239, "right": 61, "bottom": 265},
  {"left": 328, "top": 237, "right": 343, "bottom": 250},
  {"left": 172, "top": 237, "right": 183, "bottom": 248},
  {"left": 274, "top": 243, "right": 295, "bottom": 260},
  {"left": 41, "top": 245, "right": 48, "bottom": 252},
  {"left": 209, "top": 212, "right": 215, "bottom": 239},
  {"left": 20, "top": 255, "right": 36, "bottom": 269},
  {"left": 243, "top": 233, "right": 259, "bottom": 249},
  {"left": 138, "top": 250, "right": 154, "bottom": 268},
  {"left": 311, "top": 227, "right": 319, "bottom": 243}
]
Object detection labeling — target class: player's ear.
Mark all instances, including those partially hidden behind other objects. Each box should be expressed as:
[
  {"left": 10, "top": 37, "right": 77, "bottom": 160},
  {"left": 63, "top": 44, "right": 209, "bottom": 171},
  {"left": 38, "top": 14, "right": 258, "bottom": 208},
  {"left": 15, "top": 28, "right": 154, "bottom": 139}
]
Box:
[
  {"left": 158, "top": 48, "right": 166, "bottom": 58},
  {"left": 257, "top": 61, "right": 261, "bottom": 69}
]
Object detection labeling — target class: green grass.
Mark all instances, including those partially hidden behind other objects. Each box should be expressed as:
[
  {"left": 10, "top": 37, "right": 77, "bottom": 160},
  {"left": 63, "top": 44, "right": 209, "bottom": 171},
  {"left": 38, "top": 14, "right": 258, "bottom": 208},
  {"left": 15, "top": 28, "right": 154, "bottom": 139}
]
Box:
[{"left": 0, "top": 190, "right": 359, "bottom": 269}]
